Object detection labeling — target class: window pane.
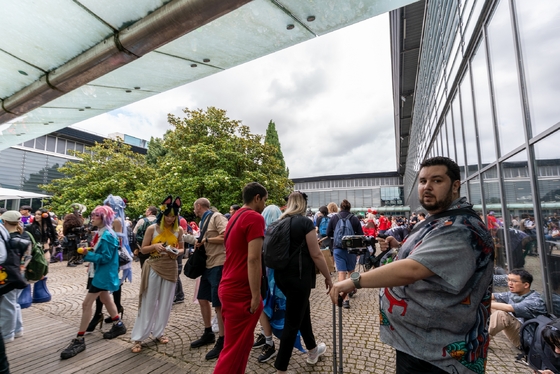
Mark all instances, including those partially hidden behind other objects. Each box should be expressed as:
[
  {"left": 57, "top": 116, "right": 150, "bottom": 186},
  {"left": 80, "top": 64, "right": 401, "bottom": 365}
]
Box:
[
  {"left": 35, "top": 136, "right": 46, "bottom": 151},
  {"left": 452, "top": 97, "right": 466, "bottom": 179},
  {"left": 533, "top": 130, "right": 560, "bottom": 313},
  {"left": 468, "top": 176, "right": 482, "bottom": 207},
  {"left": 22, "top": 152, "right": 47, "bottom": 193},
  {"left": 0, "top": 148, "right": 25, "bottom": 189},
  {"left": 471, "top": 38, "right": 496, "bottom": 164},
  {"left": 56, "top": 138, "right": 66, "bottom": 155},
  {"left": 515, "top": 0, "right": 560, "bottom": 137},
  {"left": 487, "top": 0, "right": 525, "bottom": 156},
  {"left": 46, "top": 136, "right": 56, "bottom": 152},
  {"left": 66, "top": 141, "right": 75, "bottom": 155},
  {"left": 460, "top": 70, "right": 479, "bottom": 173},
  {"left": 24, "top": 139, "right": 34, "bottom": 148}
]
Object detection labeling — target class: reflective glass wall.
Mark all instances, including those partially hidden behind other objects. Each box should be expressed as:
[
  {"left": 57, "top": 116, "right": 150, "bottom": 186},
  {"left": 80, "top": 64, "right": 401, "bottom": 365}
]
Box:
[{"left": 406, "top": 0, "right": 560, "bottom": 313}]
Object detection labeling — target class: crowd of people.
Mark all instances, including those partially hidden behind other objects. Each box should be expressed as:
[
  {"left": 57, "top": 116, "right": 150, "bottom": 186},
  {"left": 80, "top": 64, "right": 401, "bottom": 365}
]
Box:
[{"left": 1, "top": 156, "right": 560, "bottom": 373}]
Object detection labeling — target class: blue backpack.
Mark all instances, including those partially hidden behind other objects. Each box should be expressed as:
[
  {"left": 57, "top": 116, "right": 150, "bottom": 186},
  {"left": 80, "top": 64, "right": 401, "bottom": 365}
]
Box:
[
  {"left": 318, "top": 215, "right": 330, "bottom": 236},
  {"left": 333, "top": 213, "right": 355, "bottom": 248}
]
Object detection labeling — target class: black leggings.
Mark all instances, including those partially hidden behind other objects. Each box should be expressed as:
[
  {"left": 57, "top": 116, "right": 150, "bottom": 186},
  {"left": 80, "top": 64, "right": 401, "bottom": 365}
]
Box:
[
  {"left": 0, "top": 326, "right": 9, "bottom": 374},
  {"left": 274, "top": 275, "right": 317, "bottom": 371},
  {"left": 93, "top": 284, "right": 122, "bottom": 315}
]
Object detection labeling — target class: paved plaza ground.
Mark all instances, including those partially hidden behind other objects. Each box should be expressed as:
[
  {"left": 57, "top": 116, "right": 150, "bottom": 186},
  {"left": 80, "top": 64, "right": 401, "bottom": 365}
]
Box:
[{"left": 5, "top": 261, "right": 527, "bottom": 373}]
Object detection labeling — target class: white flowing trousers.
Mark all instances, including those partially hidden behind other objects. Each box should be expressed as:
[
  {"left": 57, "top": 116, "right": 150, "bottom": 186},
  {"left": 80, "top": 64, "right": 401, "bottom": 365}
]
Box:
[{"left": 130, "top": 268, "right": 175, "bottom": 342}]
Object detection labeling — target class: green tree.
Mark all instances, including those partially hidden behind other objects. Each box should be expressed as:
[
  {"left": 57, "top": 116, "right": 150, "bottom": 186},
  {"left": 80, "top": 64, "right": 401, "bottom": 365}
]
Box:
[
  {"left": 146, "top": 107, "right": 293, "bottom": 214},
  {"left": 40, "top": 139, "right": 153, "bottom": 218},
  {"left": 265, "top": 120, "right": 288, "bottom": 177},
  {"left": 146, "top": 135, "right": 168, "bottom": 166}
]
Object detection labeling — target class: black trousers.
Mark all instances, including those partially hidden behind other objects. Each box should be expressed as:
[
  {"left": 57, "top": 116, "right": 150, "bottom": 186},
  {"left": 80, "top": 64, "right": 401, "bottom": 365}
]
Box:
[
  {"left": 274, "top": 274, "right": 317, "bottom": 371},
  {"left": 0, "top": 326, "right": 9, "bottom": 374},
  {"left": 175, "top": 256, "right": 184, "bottom": 301},
  {"left": 396, "top": 350, "right": 448, "bottom": 374}
]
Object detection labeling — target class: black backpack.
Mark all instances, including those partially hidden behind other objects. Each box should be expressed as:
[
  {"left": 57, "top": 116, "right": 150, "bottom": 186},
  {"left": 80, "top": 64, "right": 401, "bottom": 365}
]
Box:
[
  {"left": 263, "top": 217, "right": 305, "bottom": 275},
  {"left": 518, "top": 314, "right": 560, "bottom": 372},
  {"left": 135, "top": 217, "right": 151, "bottom": 248}
]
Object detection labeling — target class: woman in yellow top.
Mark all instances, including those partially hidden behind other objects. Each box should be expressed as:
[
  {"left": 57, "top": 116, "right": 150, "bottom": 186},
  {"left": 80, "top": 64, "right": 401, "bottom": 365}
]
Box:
[{"left": 130, "top": 196, "right": 184, "bottom": 353}]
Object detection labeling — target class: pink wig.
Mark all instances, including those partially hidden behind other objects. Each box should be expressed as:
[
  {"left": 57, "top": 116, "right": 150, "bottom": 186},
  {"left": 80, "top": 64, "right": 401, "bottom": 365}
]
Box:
[{"left": 92, "top": 205, "right": 115, "bottom": 231}]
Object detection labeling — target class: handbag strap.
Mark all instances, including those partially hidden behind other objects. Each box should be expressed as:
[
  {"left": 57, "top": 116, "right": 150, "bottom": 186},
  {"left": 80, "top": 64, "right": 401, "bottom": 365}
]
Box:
[
  {"left": 197, "top": 212, "right": 215, "bottom": 243},
  {"left": 223, "top": 208, "right": 249, "bottom": 246}
]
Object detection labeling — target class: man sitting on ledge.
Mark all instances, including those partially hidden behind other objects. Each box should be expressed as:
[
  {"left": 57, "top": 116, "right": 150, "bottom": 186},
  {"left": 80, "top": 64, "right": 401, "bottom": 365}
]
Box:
[{"left": 490, "top": 268, "right": 547, "bottom": 348}]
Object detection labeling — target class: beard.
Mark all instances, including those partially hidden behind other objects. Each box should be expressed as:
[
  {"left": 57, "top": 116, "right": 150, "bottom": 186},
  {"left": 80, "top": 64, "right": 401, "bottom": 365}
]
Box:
[{"left": 419, "top": 185, "right": 455, "bottom": 213}]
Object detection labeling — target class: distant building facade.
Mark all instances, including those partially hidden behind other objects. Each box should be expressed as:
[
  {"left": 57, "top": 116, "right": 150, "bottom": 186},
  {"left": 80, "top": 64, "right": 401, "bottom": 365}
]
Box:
[
  {"left": 292, "top": 172, "right": 407, "bottom": 215},
  {"left": 0, "top": 127, "right": 146, "bottom": 211}
]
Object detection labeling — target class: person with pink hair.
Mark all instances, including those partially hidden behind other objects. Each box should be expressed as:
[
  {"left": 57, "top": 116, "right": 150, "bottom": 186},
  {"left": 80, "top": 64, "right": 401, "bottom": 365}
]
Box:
[{"left": 59, "top": 205, "right": 126, "bottom": 360}]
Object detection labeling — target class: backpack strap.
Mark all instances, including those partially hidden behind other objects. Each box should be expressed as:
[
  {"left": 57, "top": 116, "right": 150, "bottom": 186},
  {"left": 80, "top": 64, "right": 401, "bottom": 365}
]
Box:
[
  {"left": 198, "top": 212, "right": 215, "bottom": 244},
  {"left": 407, "top": 207, "right": 482, "bottom": 237}
]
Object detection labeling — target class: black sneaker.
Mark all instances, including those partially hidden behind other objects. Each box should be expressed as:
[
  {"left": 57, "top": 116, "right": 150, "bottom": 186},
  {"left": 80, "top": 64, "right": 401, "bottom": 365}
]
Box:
[
  {"left": 191, "top": 331, "right": 215, "bottom": 348},
  {"left": 205, "top": 336, "right": 224, "bottom": 360},
  {"left": 173, "top": 298, "right": 184, "bottom": 305},
  {"left": 103, "top": 321, "right": 127, "bottom": 339},
  {"left": 60, "top": 338, "right": 86, "bottom": 360},
  {"left": 342, "top": 300, "right": 350, "bottom": 309},
  {"left": 253, "top": 333, "right": 266, "bottom": 349},
  {"left": 349, "top": 289, "right": 357, "bottom": 298},
  {"left": 258, "top": 343, "right": 277, "bottom": 363}
]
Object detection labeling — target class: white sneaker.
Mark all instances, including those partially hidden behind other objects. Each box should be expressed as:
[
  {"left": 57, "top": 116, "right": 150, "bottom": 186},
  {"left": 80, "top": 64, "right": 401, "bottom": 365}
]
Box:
[
  {"left": 211, "top": 315, "right": 219, "bottom": 333},
  {"left": 15, "top": 330, "right": 23, "bottom": 338},
  {"left": 306, "top": 342, "right": 326, "bottom": 364}
]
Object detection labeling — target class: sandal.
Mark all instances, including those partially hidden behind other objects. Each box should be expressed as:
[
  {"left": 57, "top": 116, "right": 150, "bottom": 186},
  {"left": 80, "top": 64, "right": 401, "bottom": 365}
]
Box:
[
  {"left": 131, "top": 342, "right": 142, "bottom": 353},
  {"left": 156, "top": 336, "right": 169, "bottom": 344}
]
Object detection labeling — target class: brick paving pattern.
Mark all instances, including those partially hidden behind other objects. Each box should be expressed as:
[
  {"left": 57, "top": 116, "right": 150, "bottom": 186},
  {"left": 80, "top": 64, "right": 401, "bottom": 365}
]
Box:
[{"left": 5, "top": 261, "right": 527, "bottom": 373}]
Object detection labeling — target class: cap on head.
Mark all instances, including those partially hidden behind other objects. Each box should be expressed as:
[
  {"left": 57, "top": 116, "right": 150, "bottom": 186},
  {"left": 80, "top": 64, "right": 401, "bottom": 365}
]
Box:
[{"left": 1, "top": 210, "right": 22, "bottom": 222}]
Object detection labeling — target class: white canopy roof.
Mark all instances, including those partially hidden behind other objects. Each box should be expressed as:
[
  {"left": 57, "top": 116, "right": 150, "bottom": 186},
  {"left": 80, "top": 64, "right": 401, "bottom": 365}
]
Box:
[{"left": 0, "top": 187, "right": 51, "bottom": 200}]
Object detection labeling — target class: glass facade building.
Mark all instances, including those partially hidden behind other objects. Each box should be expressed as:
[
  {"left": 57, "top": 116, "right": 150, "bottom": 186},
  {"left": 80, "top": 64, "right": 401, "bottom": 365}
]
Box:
[
  {"left": 292, "top": 172, "right": 407, "bottom": 214},
  {"left": 0, "top": 127, "right": 146, "bottom": 211},
  {"left": 392, "top": 0, "right": 560, "bottom": 313}
]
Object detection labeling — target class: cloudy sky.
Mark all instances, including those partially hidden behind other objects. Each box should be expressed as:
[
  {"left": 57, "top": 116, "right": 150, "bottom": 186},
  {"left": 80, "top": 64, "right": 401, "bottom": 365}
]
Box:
[{"left": 72, "top": 14, "right": 396, "bottom": 179}]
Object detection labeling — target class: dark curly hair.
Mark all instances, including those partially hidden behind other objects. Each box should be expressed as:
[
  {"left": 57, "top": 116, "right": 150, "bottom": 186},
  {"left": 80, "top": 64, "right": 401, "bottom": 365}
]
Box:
[{"left": 63, "top": 212, "right": 84, "bottom": 236}]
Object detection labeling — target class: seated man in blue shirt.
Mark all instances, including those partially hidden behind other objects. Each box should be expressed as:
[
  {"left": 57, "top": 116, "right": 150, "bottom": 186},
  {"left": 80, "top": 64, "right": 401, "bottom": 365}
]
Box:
[{"left": 490, "top": 268, "right": 547, "bottom": 348}]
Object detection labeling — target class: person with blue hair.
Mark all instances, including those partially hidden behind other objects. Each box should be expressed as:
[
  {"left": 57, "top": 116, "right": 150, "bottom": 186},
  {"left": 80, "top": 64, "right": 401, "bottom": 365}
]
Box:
[{"left": 253, "top": 204, "right": 283, "bottom": 363}]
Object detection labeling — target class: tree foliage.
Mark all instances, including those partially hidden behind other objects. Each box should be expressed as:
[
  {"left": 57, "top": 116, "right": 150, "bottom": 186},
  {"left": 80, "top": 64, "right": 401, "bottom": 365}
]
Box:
[
  {"left": 146, "top": 135, "right": 167, "bottom": 166},
  {"left": 144, "top": 107, "right": 293, "bottom": 214},
  {"left": 40, "top": 108, "right": 293, "bottom": 218},
  {"left": 265, "top": 120, "right": 288, "bottom": 177},
  {"left": 40, "top": 139, "right": 153, "bottom": 218}
]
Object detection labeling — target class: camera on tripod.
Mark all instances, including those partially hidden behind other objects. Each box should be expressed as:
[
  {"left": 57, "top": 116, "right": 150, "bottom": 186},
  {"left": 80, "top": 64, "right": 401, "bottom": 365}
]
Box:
[
  {"left": 341, "top": 235, "right": 377, "bottom": 254},
  {"left": 66, "top": 226, "right": 88, "bottom": 241}
]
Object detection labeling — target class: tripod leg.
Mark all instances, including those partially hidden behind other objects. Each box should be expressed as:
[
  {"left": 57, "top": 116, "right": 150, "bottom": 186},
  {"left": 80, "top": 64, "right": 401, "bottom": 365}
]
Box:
[
  {"left": 338, "top": 295, "right": 344, "bottom": 373},
  {"left": 333, "top": 302, "right": 337, "bottom": 374}
]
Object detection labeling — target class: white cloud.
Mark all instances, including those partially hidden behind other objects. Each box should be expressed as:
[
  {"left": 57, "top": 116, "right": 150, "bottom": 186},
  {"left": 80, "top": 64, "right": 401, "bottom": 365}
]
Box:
[{"left": 72, "top": 14, "right": 396, "bottom": 178}]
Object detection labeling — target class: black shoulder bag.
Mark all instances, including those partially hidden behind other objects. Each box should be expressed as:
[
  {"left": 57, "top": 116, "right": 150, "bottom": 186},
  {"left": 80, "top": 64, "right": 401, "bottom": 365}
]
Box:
[{"left": 184, "top": 212, "right": 214, "bottom": 279}]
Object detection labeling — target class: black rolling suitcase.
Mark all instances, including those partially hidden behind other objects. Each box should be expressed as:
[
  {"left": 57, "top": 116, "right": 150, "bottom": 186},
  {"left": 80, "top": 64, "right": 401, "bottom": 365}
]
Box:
[{"left": 333, "top": 295, "right": 344, "bottom": 373}]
